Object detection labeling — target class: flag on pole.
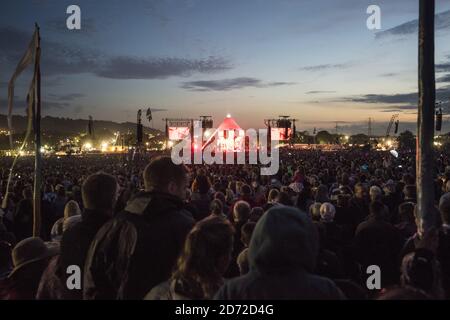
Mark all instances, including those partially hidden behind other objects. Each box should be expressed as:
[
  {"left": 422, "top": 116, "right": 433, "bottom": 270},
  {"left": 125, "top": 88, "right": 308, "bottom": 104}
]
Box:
[
  {"left": 2, "top": 26, "right": 39, "bottom": 210},
  {"left": 7, "top": 29, "right": 39, "bottom": 148}
]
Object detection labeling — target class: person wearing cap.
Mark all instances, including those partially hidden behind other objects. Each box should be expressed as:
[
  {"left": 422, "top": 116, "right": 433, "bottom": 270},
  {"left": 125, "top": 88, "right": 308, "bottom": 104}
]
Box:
[
  {"left": 0, "top": 237, "right": 58, "bottom": 299},
  {"left": 214, "top": 206, "right": 345, "bottom": 300}
]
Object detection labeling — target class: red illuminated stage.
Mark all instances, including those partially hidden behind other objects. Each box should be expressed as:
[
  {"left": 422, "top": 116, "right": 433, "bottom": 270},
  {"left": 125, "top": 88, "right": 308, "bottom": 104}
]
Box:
[
  {"left": 165, "top": 115, "right": 296, "bottom": 153},
  {"left": 202, "top": 115, "right": 246, "bottom": 152}
]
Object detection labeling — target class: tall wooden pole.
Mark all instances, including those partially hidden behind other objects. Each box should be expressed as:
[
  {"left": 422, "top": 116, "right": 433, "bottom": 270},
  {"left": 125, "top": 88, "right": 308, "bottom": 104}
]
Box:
[
  {"left": 417, "top": 0, "right": 435, "bottom": 230},
  {"left": 33, "top": 23, "right": 42, "bottom": 237}
]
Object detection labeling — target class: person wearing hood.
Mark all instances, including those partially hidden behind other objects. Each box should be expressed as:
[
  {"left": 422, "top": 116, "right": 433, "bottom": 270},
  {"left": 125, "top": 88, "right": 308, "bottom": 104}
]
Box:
[
  {"left": 214, "top": 206, "right": 345, "bottom": 300},
  {"left": 83, "top": 156, "right": 195, "bottom": 300}
]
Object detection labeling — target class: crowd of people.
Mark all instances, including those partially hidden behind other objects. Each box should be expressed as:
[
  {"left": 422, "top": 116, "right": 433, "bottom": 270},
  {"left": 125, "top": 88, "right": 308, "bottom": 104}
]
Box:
[{"left": 0, "top": 147, "right": 449, "bottom": 300}]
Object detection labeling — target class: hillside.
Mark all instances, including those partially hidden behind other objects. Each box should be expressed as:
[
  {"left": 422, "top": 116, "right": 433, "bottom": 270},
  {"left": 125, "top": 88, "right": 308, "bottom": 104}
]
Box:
[{"left": 0, "top": 114, "right": 162, "bottom": 136}]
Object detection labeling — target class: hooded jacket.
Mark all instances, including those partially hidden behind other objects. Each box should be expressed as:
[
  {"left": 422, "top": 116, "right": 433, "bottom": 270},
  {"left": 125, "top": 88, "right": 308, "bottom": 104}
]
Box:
[
  {"left": 83, "top": 191, "right": 195, "bottom": 300},
  {"left": 214, "top": 206, "right": 345, "bottom": 300}
]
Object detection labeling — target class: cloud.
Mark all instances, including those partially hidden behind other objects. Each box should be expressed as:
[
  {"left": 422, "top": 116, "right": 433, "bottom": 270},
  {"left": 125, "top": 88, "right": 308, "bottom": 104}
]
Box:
[
  {"left": 148, "top": 108, "right": 167, "bottom": 112},
  {"left": 44, "top": 18, "right": 97, "bottom": 35},
  {"left": 335, "top": 85, "right": 450, "bottom": 112},
  {"left": 437, "top": 63, "right": 450, "bottom": 72},
  {"left": 301, "top": 120, "right": 351, "bottom": 124},
  {"left": 73, "top": 105, "right": 84, "bottom": 115},
  {"left": 180, "top": 77, "right": 295, "bottom": 91},
  {"left": 305, "top": 90, "right": 336, "bottom": 94},
  {"left": 378, "top": 106, "right": 417, "bottom": 112},
  {"left": 376, "top": 9, "right": 450, "bottom": 39},
  {"left": 0, "top": 98, "right": 70, "bottom": 111},
  {"left": 438, "top": 74, "right": 450, "bottom": 83},
  {"left": 334, "top": 121, "right": 419, "bottom": 135},
  {"left": 0, "top": 26, "right": 100, "bottom": 76},
  {"left": 379, "top": 73, "right": 398, "bottom": 77},
  {"left": 95, "top": 56, "right": 232, "bottom": 80},
  {"left": 299, "top": 63, "right": 350, "bottom": 72},
  {"left": 342, "top": 92, "right": 417, "bottom": 105},
  {"left": 0, "top": 27, "right": 232, "bottom": 80},
  {"left": 42, "top": 76, "right": 66, "bottom": 87},
  {"left": 47, "top": 93, "right": 85, "bottom": 101}
]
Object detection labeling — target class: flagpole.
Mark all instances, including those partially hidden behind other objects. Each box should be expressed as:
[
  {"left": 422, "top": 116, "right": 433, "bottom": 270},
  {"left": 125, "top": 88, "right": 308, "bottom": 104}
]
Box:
[{"left": 33, "top": 23, "right": 42, "bottom": 237}]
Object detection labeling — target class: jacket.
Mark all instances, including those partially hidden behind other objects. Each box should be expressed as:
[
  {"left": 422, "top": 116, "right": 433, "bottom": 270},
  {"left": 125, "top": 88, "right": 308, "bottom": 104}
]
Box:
[
  {"left": 214, "top": 206, "right": 345, "bottom": 300},
  {"left": 83, "top": 191, "right": 195, "bottom": 300}
]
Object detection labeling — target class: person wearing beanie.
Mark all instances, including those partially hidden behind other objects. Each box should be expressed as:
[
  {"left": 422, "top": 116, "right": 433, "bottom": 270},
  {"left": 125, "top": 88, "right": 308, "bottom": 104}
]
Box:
[{"left": 215, "top": 206, "right": 345, "bottom": 300}]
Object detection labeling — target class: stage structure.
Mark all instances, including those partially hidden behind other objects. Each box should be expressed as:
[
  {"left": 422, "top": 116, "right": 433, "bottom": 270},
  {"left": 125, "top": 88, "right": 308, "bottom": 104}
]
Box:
[
  {"left": 264, "top": 116, "right": 298, "bottom": 143},
  {"left": 386, "top": 114, "right": 399, "bottom": 137},
  {"left": 164, "top": 118, "right": 196, "bottom": 148},
  {"left": 87, "top": 115, "right": 95, "bottom": 138},
  {"left": 202, "top": 115, "right": 245, "bottom": 152},
  {"left": 137, "top": 109, "right": 143, "bottom": 146}
]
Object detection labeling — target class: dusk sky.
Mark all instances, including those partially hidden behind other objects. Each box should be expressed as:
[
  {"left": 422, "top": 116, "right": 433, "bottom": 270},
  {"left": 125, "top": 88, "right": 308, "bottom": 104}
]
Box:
[{"left": 1, "top": 0, "right": 450, "bottom": 134}]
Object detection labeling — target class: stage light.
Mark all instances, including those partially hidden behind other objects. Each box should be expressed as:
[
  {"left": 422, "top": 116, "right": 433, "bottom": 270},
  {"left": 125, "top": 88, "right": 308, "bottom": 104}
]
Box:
[
  {"left": 83, "top": 142, "right": 92, "bottom": 150},
  {"left": 40, "top": 147, "right": 45, "bottom": 153},
  {"left": 101, "top": 141, "right": 108, "bottom": 151},
  {"left": 226, "top": 114, "right": 231, "bottom": 118}
]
